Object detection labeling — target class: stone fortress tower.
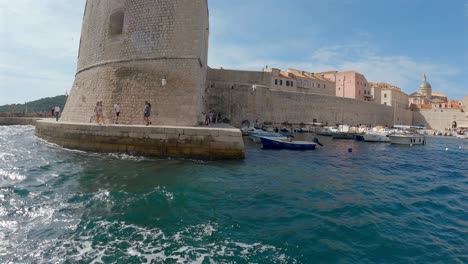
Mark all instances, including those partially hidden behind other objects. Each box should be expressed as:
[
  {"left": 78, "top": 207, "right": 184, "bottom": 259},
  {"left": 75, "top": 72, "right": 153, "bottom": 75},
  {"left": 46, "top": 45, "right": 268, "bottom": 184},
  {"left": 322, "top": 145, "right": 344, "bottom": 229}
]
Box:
[
  {"left": 61, "top": 0, "right": 209, "bottom": 126},
  {"left": 419, "top": 73, "right": 432, "bottom": 102}
]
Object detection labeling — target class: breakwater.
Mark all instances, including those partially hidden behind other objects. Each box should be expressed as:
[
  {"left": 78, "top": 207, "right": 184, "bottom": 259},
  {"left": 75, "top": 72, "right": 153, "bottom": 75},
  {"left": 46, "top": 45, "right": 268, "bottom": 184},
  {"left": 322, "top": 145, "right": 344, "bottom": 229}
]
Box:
[{"left": 35, "top": 119, "right": 244, "bottom": 160}]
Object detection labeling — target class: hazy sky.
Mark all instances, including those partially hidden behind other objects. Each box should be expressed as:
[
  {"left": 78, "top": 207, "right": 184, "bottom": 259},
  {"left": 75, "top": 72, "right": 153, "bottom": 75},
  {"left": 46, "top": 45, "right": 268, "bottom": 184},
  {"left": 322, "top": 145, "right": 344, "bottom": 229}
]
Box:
[{"left": 0, "top": 0, "right": 467, "bottom": 105}]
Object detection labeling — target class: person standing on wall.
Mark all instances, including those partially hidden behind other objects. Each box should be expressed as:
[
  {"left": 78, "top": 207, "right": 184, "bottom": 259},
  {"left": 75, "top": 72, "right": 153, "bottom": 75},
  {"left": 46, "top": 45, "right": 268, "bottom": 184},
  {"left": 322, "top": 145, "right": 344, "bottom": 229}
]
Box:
[
  {"left": 114, "top": 102, "right": 121, "bottom": 124},
  {"left": 144, "top": 101, "right": 152, "bottom": 126},
  {"left": 54, "top": 106, "right": 61, "bottom": 122},
  {"left": 95, "top": 101, "right": 104, "bottom": 125}
]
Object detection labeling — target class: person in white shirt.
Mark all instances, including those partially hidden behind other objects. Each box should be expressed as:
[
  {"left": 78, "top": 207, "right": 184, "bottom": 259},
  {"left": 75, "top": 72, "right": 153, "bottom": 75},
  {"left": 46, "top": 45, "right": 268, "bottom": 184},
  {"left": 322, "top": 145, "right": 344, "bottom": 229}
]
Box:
[
  {"left": 114, "top": 103, "right": 121, "bottom": 124},
  {"left": 54, "top": 106, "right": 61, "bottom": 121}
]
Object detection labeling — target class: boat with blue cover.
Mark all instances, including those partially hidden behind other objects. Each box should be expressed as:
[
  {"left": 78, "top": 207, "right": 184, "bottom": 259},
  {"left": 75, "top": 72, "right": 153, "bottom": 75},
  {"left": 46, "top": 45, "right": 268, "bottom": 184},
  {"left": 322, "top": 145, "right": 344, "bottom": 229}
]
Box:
[{"left": 260, "top": 137, "right": 317, "bottom": 150}]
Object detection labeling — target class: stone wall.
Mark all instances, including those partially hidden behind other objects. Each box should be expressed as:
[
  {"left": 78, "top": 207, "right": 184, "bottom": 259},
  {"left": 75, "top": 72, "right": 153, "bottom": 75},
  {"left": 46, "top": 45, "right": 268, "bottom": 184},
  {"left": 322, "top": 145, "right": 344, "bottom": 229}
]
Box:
[
  {"left": 35, "top": 120, "right": 244, "bottom": 160},
  {"left": 206, "top": 69, "right": 413, "bottom": 127},
  {"left": 62, "top": 0, "right": 209, "bottom": 126},
  {"left": 412, "top": 108, "right": 468, "bottom": 130},
  {"left": 63, "top": 60, "right": 205, "bottom": 126},
  {"left": 0, "top": 118, "right": 40, "bottom": 126}
]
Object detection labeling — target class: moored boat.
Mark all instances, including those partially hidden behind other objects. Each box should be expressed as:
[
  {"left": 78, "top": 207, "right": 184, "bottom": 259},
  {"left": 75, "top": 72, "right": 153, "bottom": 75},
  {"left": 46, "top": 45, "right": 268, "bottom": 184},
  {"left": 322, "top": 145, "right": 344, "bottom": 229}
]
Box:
[
  {"left": 363, "top": 132, "right": 391, "bottom": 142},
  {"left": 332, "top": 132, "right": 357, "bottom": 140},
  {"left": 315, "top": 127, "right": 335, "bottom": 136},
  {"left": 389, "top": 133, "right": 426, "bottom": 145},
  {"left": 250, "top": 133, "right": 289, "bottom": 143},
  {"left": 260, "top": 137, "right": 317, "bottom": 150}
]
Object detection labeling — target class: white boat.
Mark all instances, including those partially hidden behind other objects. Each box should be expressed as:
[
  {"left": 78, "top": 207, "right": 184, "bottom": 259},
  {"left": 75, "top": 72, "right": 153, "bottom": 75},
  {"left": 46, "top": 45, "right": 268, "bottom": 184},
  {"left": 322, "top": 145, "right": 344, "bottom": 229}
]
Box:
[
  {"left": 331, "top": 125, "right": 358, "bottom": 140},
  {"left": 455, "top": 129, "right": 467, "bottom": 139},
  {"left": 315, "top": 126, "right": 336, "bottom": 136},
  {"left": 363, "top": 126, "right": 393, "bottom": 142},
  {"left": 363, "top": 132, "right": 391, "bottom": 142},
  {"left": 250, "top": 133, "right": 288, "bottom": 143},
  {"left": 389, "top": 133, "right": 426, "bottom": 145}
]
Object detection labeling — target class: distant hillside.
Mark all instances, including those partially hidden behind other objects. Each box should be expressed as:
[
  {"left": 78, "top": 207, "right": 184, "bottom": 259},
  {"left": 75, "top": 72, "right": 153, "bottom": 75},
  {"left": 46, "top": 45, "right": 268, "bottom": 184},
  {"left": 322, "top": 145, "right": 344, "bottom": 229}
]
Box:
[{"left": 0, "top": 95, "right": 67, "bottom": 113}]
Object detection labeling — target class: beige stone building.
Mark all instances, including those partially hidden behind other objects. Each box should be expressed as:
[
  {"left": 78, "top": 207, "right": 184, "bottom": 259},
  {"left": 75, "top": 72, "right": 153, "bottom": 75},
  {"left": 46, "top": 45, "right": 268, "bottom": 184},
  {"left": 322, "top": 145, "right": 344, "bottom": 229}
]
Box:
[
  {"left": 285, "top": 69, "right": 335, "bottom": 95},
  {"left": 263, "top": 67, "right": 335, "bottom": 95},
  {"left": 370, "top": 85, "right": 382, "bottom": 104},
  {"left": 371, "top": 82, "right": 409, "bottom": 109},
  {"left": 267, "top": 68, "right": 297, "bottom": 92}
]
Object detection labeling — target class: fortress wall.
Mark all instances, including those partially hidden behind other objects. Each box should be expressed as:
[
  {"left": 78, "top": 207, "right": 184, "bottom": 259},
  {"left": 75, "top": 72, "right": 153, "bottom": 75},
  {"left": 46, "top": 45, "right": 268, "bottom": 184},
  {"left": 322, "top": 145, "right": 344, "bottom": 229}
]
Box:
[
  {"left": 62, "top": 59, "right": 205, "bottom": 126},
  {"left": 206, "top": 81, "right": 413, "bottom": 128},
  {"left": 207, "top": 68, "right": 271, "bottom": 86},
  {"left": 78, "top": 0, "right": 208, "bottom": 71},
  {"left": 0, "top": 118, "right": 39, "bottom": 126},
  {"left": 63, "top": 0, "right": 209, "bottom": 126},
  {"left": 412, "top": 109, "right": 468, "bottom": 130}
]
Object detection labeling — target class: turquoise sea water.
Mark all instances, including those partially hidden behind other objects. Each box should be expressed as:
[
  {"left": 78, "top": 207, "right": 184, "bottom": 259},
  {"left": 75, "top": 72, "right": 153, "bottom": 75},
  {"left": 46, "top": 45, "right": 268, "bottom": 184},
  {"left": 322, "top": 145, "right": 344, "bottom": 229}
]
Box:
[{"left": 0, "top": 125, "right": 467, "bottom": 263}]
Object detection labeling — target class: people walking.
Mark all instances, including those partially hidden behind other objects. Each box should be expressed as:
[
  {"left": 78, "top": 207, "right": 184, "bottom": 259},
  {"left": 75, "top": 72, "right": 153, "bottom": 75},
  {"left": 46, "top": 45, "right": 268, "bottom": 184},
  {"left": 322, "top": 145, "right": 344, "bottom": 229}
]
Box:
[
  {"left": 144, "top": 101, "right": 152, "bottom": 126},
  {"left": 113, "top": 102, "right": 121, "bottom": 124},
  {"left": 54, "top": 106, "right": 61, "bottom": 121}
]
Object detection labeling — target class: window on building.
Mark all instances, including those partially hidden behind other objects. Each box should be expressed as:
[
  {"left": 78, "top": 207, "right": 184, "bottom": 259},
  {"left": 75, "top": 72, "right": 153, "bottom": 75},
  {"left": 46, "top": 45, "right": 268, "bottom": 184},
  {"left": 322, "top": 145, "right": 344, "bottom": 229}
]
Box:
[
  {"left": 286, "top": 81, "right": 290, "bottom": 87},
  {"left": 323, "top": 84, "right": 326, "bottom": 89},
  {"left": 384, "top": 94, "right": 387, "bottom": 98},
  {"left": 280, "top": 80, "right": 283, "bottom": 86},
  {"left": 291, "top": 81, "right": 294, "bottom": 86},
  {"left": 275, "top": 79, "right": 278, "bottom": 85},
  {"left": 318, "top": 84, "right": 321, "bottom": 88},
  {"left": 384, "top": 102, "right": 387, "bottom": 105},
  {"left": 109, "top": 11, "right": 125, "bottom": 36}
]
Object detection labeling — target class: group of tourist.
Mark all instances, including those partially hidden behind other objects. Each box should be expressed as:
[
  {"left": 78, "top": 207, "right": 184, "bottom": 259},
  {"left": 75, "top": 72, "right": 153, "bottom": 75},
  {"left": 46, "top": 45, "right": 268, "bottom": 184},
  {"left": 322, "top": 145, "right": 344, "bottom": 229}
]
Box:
[
  {"left": 92, "top": 101, "right": 152, "bottom": 126},
  {"left": 205, "top": 111, "right": 222, "bottom": 125},
  {"left": 48, "top": 106, "right": 61, "bottom": 121}
]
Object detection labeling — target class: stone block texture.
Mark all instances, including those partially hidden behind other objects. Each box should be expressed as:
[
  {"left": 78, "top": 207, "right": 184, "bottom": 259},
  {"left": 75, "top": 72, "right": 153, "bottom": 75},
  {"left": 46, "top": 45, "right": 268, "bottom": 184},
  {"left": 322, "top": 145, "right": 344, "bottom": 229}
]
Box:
[
  {"left": 61, "top": 0, "right": 209, "bottom": 126},
  {"left": 206, "top": 68, "right": 413, "bottom": 128},
  {"left": 35, "top": 120, "right": 245, "bottom": 160}
]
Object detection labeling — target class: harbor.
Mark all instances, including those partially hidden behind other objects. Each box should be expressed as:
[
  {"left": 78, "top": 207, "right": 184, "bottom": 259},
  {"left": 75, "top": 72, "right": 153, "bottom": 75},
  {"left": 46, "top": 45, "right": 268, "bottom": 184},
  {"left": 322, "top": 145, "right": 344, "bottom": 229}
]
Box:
[{"left": 0, "top": 125, "right": 466, "bottom": 263}]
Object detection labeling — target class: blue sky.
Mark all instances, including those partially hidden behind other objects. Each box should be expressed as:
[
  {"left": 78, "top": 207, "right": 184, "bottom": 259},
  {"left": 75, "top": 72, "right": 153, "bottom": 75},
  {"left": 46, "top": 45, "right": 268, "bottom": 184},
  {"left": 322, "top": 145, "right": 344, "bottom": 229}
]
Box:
[{"left": 0, "top": 0, "right": 467, "bottom": 105}]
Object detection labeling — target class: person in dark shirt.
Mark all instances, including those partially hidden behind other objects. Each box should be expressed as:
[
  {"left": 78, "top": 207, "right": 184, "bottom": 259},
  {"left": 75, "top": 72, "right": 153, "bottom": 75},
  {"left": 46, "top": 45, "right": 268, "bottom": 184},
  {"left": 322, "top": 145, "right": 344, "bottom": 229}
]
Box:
[{"left": 144, "top": 101, "right": 152, "bottom": 126}]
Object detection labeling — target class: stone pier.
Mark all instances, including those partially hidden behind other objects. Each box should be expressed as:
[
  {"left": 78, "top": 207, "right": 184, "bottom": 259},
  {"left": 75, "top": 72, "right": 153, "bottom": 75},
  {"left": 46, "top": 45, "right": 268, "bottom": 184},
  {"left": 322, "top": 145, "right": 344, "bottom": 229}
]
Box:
[{"left": 35, "top": 120, "right": 244, "bottom": 160}]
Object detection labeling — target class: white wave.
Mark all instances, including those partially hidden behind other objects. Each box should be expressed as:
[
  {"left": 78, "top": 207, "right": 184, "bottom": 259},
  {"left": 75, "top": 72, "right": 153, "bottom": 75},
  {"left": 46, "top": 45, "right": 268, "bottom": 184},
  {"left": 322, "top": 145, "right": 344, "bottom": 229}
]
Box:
[
  {"left": 108, "top": 153, "right": 148, "bottom": 161},
  {"left": 0, "top": 152, "right": 14, "bottom": 161},
  {"left": 29, "top": 221, "right": 295, "bottom": 264},
  {"left": 0, "top": 169, "right": 26, "bottom": 182},
  {"left": 144, "top": 186, "right": 175, "bottom": 202},
  {"left": 35, "top": 137, "right": 88, "bottom": 154}
]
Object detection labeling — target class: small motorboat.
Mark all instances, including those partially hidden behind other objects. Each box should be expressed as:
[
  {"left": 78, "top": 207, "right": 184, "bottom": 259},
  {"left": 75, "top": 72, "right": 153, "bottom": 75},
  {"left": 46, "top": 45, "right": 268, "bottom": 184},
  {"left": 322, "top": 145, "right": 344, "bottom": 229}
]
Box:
[
  {"left": 389, "top": 132, "right": 426, "bottom": 145},
  {"left": 363, "top": 132, "right": 391, "bottom": 142},
  {"left": 250, "top": 133, "right": 289, "bottom": 143},
  {"left": 331, "top": 132, "right": 357, "bottom": 140},
  {"left": 260, "top": 137, "right": 317, "bottom": 150},
  {"left": 331, "top": 125, "right": 358, "bottom": 140},
  {"left": 315, "top": 127, "right": 335, "bottom": 136}
]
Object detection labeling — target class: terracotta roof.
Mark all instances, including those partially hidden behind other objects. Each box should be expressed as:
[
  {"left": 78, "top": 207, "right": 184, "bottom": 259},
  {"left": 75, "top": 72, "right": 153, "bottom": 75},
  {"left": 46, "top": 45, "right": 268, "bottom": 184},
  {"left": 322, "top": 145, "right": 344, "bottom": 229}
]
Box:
[
  {"left": 432, "top": 92, "right": 447, "bottom": 97},
  {"left": 286, "top": 69, "right": 333, "bottom": 82},
  {"left": 278, "top": 72, "right": 294, "bottom": 79},
  {"left": 316, "top": 70, "right": 338, "bottom": 75},
  {"left": 369, "top": 82, "right": 402, "bottom": 91}
]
